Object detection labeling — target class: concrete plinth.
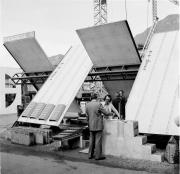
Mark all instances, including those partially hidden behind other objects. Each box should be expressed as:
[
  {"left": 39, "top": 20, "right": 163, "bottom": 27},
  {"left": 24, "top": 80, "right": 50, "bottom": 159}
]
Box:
[{"left": 102, "top": 119, "right": 164, "bottom": 162}]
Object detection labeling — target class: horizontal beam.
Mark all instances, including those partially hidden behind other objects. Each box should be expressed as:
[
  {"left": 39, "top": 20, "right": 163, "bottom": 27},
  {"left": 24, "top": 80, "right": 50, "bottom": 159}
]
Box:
[
  {"left": 88, "top": 69, "right": 138, "bottom": 76},
  {"left": 85, "top": 78, "right": 135, "bottom": 82},
  {"left": 12, "top": 75, "right": 49, "bottom": 80},
  {"left": 93, "top": 63, "right": 140, "bottom": 68}
]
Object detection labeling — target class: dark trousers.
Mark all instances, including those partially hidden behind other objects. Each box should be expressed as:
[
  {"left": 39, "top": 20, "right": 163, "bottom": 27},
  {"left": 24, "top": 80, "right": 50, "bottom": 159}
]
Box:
[{"left": 89, "top": 131, "right": 103, "bottom": 159}]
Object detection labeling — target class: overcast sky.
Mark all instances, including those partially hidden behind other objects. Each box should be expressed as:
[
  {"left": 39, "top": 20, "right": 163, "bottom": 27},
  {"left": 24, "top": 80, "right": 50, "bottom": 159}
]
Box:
[{"left": 0, "top": 0, "right": 179, "bottom": 68}]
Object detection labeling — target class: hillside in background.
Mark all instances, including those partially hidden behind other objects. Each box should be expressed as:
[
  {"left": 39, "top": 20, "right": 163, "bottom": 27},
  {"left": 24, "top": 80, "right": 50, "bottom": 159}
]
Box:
[
  {"left": 48, "top": 54, "right": 64, "bottom": 69},
  {"left": 134, "top": 14, "right": 179, "bottom": 46}
]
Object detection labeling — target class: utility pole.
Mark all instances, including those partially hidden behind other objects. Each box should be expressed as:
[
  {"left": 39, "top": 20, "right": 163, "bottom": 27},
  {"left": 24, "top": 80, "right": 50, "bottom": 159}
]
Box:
[{"left": 94, "top": 0, "right": 107, "bottom": 25}]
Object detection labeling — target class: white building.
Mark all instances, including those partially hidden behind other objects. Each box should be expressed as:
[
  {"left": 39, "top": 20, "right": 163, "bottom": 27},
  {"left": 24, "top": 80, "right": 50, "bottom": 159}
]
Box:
[{"left": 0, "top": 67, "right": 21, "bottom": 115}]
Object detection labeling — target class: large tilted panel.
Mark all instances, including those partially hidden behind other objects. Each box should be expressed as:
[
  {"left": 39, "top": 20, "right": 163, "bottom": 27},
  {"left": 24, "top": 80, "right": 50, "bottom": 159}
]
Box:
[
  {"left": 76, "top": 20, "right": 141, "bottom": 67},
  {"left": 18, "top": 45, "right": 93, "bottom": 126},
  {"left": 3, "top": 32, "right": 53, "bottom": 73},
  {"left": 126, "top": 31, "right": 179, "bottom": 136}
]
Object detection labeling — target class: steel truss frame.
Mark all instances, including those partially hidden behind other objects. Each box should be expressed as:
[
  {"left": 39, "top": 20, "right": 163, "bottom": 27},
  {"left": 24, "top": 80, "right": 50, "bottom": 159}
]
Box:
[
  {"left": 12, "top": 71, "right": 52, "bottom": 88},
  {"left": 86, "top": 64, "right": 140, "bottom": 82},
  {"left": 94, "top": 0, "right": 107, "bottom": 25},
  {"left": 11, "top": 64, "right": 140, "bottom": 86}
]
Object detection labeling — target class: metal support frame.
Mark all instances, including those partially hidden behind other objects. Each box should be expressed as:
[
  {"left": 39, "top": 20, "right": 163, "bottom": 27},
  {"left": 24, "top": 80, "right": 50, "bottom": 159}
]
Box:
[
  {"left": 86, "top": 64, "right": 140, "bottom": 82},
  {"left": 12, "top": 71, "right": 52, "bottom": 86},
  {"left": 94, "top": 0, "right": 107, "bottom": 25},
  {"left": 140, "top": 18, "right": 158, "bottom": 59},
  {"left": 11, "top": 64, "right": 139, "bottom": 85}
]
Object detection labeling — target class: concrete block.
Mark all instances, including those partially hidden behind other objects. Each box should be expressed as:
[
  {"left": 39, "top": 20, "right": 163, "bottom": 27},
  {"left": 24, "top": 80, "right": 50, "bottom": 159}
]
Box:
[
  {"left": 124, "top": 121, "right": 139, "bottom": 138},
  {"left": 132, "top": 135, "right": 147, "bottom": 145},
  {"left": 11, "top": 130, "right": 35, "bottom": 146},
  {"left": 103, "top": 119, "right": 119, "bottom": 136},
  {"left": 124, "top": 126, "right": 139, "bottom": 138},
  {"left": 35, "top": 132, "right": 44, "bottom": 144},
  {"left": 102, "top": 120, "right": 163, "bottom": 162},
  {"left": 117, "top": 121, "right": 125, "bottom": 138},
  {"left": 142, "top": 143, "right": 156, "bottom": 154},
  {"left": 126, "top": 120, "right": 138, "bottom": 129},
  {"left": 151, "top": 152, "right": 165, "bottom": 162},
  {"left": 11, "top": 127, "right": 52, "bottom": 145},
  {"left": 34, "top": 128, "right": 52, "bottom": 144}
]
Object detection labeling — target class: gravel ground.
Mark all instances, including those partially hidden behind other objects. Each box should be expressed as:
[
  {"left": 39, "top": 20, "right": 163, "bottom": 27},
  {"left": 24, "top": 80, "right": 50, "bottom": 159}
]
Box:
[
  {"left": 0, "top": 114, "right": 179, "bottom": 174},
  {"left": 0, "top": 129, "right": 179, "bottom": 174}
]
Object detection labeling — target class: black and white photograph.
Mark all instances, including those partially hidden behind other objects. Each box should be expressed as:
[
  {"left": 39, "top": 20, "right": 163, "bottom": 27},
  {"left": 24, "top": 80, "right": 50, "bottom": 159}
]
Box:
[{"left": 0, "top": 0, "right": 179, "bottom": 173}]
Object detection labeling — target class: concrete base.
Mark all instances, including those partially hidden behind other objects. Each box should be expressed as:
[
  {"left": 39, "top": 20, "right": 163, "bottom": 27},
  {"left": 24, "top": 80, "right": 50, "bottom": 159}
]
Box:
[
  {"left": 102, "top": 120, "right": 164, "bottom": 162},
  {"left": 10, "top": 127, "right": 52, "bottom": 145}
]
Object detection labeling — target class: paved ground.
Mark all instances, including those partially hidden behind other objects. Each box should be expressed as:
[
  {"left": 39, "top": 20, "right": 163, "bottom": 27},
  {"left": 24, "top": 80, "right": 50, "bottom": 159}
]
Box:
[
  {"left": 1, "top": 150, "right": 151, "bottom": 174},
  {"left": 0, "top": 114, "right": 17, "bottom": 134},
  {"left": 0, "top": 113, "right": 179, "bottom": 174}
]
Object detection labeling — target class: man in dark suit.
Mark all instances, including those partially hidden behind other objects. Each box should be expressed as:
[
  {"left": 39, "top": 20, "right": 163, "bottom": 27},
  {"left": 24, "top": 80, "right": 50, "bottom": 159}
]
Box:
[
  {"left": 112, "top": 90, "right": 126, "bottom": 120},
  {"left": 86, "top": 93, "right": 111, "bottom": 160}
]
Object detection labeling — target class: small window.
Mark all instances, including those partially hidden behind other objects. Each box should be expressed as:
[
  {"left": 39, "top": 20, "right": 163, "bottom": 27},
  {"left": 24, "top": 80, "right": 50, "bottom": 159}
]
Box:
[
  {"left": 5, "top": 74, "right": 16, "bottom": 88},
  {"left": 5, "top": 94, "right": 16, "bottom": 107}
]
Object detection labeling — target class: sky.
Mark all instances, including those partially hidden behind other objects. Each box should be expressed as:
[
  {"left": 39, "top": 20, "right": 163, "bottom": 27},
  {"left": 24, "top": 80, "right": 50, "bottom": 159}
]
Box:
[{"left": 0, "top": 0, "right": 179, "bottom": 68}]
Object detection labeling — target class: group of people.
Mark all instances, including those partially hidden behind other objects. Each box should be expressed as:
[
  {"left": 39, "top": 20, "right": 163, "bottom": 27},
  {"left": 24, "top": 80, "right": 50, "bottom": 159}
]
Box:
[
  {"left": 85, "top": 90, "right": 126, "bottom": 160},
  {"left": 101, "top": 90, "right": 126, "bottom": 120}
]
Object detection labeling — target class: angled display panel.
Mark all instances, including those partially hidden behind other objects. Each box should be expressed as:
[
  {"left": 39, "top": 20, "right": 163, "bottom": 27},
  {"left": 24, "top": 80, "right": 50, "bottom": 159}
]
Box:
[
  {"left": 126, "top": 31, "right": 179, "bottom": 136},
  {"left": 18, "top": 45, "right": 93, "bottom": 126},
  {"left": 76, "top": 20, "right": 141, "bottom": 67},
  {"left": 3, "top": 32, "right": 53, "bottom": 73}
]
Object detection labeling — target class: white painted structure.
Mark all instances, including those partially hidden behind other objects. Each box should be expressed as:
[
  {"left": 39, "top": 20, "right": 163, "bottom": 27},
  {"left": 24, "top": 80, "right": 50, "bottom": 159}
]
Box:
[
  {"left": 0, "top": 67, "right": 21, "bottom": 115},
  {"left": 126, "top": 31, "right": 179, "bottom": 136},
  {"left": 18, "top": 45, "right": 93, "bottom": 126}
]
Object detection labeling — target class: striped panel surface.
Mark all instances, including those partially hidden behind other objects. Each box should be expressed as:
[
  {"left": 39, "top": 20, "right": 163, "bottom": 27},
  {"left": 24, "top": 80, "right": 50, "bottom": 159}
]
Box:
[
  {"left": 49, "top": 104, "right": 66, "bottom": 121},
  {"left": 30, "top": 103, "right": 46, "bottom": 119},
  {"left": 38, "top": 104, "right": 55, "bottom": 120},
  {"left": 21, "top": 102, "right": 37, "bottom": 117}
]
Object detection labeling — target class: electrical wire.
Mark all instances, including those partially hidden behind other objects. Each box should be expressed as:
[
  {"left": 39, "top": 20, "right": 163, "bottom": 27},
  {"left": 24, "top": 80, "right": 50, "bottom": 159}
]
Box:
[
  {"left": 146, "top": 0, "right": 150, "bottom": 38},
  {"left": 125, "top": 0, "right": 128, "bottom": 20}
]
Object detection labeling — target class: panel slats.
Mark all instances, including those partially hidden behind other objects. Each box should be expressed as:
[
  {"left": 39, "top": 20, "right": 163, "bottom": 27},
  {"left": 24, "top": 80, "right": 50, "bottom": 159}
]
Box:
[
  {"left": 38, "top": 104, "right": 55, "bottom": 120},
  {"left": 49, "top": 104, "right": 66, "bottom": 122},
  {"left": 21, "top": 102, "right": 37, "bottom": 118},
  {"left": 30, "top": 103, "right": 46, "bottom": 119}
]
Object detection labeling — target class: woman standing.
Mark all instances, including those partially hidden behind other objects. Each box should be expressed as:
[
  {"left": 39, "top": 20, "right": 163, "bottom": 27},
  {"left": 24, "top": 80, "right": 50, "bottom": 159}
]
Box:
[{"left": 101, "top": 94, "right": 120, "bottom": 119}]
